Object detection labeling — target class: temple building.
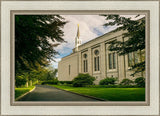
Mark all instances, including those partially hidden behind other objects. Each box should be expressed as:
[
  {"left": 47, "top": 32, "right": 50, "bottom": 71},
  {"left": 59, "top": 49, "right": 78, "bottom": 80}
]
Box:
[{"left": 58, "top": 25, "right": 144, "bottom": 84}]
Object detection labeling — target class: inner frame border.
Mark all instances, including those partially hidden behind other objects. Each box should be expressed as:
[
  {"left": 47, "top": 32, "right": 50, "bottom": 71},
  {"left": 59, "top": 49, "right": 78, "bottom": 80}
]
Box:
[{"left": 10, "top": 10, "right": 150, "bottom": 106}]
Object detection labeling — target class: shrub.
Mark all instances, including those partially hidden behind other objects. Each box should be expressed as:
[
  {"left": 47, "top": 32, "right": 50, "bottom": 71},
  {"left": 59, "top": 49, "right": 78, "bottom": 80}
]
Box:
[
  {"left": 135, "top": 77, "right": 145, "bottom": 87},
  {"left": 41, "top": 78, "right": 59, "bottom": 85},
  {"left": 59, "top": 81, "right": 73, "bottom": 84},
  {"left": 120, "top": 78, "right": 134, "bottom": 85},
  {"left": 99, "top": 77, "right": 117, "bottom": 85},
  {"left": 86, "top": 85, "right": 138, "bottom": 88},
  {"left": 15, "top": 75, "right": 27, "bottom": 87},
  {"left": 72, "top": 73, "right": 95, "bottom": 87}
]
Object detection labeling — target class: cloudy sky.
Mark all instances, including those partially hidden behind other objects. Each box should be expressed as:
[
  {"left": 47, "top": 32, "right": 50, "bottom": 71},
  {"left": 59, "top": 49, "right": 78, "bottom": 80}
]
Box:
[{"left": 52, "top": 15, "right": 144, "bottom": 68}]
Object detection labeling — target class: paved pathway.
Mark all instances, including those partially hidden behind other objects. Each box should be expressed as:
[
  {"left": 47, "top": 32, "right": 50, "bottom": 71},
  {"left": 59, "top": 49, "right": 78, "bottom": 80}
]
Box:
[{"left": 18, "top": 85, "right": 99, "bottom": 101}]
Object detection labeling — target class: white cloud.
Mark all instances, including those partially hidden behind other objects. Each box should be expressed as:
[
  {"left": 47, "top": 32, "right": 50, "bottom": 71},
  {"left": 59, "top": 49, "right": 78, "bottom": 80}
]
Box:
[
  {"left": 51, "top": 58, "right": 61, "bottom": 69},
  {"left": 54, "top": 15, "right": 114, "bottom": 55}
]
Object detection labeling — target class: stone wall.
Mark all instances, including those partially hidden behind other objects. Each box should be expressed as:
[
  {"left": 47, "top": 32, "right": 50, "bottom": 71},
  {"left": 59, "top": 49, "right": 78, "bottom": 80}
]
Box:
[{"left": 58, "top": 53, "right": 78, "bottom": 81}]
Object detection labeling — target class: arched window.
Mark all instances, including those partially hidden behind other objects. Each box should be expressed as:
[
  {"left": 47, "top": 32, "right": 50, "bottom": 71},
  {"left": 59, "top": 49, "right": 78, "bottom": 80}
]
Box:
[
  {"left": 108, "top": 52, "right": 116, "bottom": 69},
  {"left": 94, "top": 50, "right": 100, "bottom": 71},
  {"left": 83, "top": 54, "right": 88, "bottom": 72}
]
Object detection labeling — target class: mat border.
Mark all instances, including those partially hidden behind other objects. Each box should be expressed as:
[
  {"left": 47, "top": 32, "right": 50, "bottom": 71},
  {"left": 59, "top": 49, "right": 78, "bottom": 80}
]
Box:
[{"left": 0, "top": 0, "right": 159, "bottom": 116}]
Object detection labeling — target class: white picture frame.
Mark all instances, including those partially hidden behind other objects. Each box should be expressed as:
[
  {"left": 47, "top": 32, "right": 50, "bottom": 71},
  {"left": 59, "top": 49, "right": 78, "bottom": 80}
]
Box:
[{"left": 0, "top": 0, "right": 159, "bottom": 115}]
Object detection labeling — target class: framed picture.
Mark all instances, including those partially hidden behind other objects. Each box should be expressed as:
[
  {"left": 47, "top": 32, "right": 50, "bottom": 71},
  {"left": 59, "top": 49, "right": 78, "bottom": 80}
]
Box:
[{"left": 1, "top": 0, "right": 159, "bottom": 115}]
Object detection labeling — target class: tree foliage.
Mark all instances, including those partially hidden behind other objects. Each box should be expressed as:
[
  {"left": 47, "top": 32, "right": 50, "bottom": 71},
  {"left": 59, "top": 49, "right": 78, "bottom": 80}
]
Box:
[
  {"left": 15, "top": 75, "right": 27, "bottom": 87},
  {"left": 120, "top": 78, "right": 134, "bottom": 85},
  {"left": 15, "top": 15, "right": 67, "bottom": 73},
  {"left": 135, "top": 77, "right": 145, "bottom": 87},
  {"left": 102, "top": 15, "right": 145, "bottom": 75},
  {"left": 15, "top": 65, "right": 58, "bottom": 87},
  {"left": 29, "top": 65, "right": 57, "bottom": 81}
]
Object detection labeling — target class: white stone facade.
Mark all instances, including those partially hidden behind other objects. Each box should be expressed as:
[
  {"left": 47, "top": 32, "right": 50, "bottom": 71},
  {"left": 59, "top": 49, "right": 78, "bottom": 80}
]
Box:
[{"left": 58, "top": 29, "right": 144, "bottom": 84}]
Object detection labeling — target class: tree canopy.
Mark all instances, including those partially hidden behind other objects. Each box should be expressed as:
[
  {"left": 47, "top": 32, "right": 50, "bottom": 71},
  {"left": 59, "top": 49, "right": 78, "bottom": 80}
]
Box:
[
  {"left": 102, "top": 15, "right": 145, "bottom": 75},
  {"left": 15, "top": 15, "right": 67, "bottom": 74}
]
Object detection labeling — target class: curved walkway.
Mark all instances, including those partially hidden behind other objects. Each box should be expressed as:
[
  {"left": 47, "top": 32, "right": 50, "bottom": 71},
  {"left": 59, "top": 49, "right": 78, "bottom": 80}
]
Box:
[{"left": 18, "top": 85, "right": 99, "bottom": 101}]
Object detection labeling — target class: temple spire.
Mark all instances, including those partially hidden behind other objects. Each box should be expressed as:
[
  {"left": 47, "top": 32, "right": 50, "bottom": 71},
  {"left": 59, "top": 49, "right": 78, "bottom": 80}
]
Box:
[{"left": 75, "top": 24, "right": 82, "bottom": 52}]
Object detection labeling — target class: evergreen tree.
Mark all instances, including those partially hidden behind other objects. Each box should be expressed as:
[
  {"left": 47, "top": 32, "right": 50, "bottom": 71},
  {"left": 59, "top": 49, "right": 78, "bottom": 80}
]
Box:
[
  {"left": 102, "top": 15, "right": 145, "bottom": 75},
  {"left": 15, "top": 15, "right": 67, "bottom": 74}
]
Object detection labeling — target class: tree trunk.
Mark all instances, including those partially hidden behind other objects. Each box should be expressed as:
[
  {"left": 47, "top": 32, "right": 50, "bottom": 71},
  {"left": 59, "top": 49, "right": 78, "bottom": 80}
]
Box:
[
  {"left": 30, "top": 80, "right": 32, "bottom": 86},
  {"left": 26, "top": 81, "right": 28, "bottom": 87}
]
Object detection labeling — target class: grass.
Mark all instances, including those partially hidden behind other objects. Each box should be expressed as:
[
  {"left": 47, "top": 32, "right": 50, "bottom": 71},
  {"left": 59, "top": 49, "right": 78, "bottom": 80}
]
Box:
[
  {"left": 15, "top": 86, "right": 35, "bottom": 99},
  {"left": 50, "top": 85, "right": 145, "bottom": 101}
]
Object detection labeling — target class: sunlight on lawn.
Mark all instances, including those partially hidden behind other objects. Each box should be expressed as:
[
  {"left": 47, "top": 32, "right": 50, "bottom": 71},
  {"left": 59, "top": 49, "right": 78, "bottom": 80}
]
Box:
[
  {"left": 15, "top": 86, "right": 35, "bottom": 99},
  {"left": 51, "top": 85, "right": 145, "bottom": 101}
]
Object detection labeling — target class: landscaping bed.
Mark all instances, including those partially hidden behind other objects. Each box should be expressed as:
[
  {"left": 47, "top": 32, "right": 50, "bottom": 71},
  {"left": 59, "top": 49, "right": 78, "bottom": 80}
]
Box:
[{"left": 50, "top": 85, "right": 145, "bottom": 101}]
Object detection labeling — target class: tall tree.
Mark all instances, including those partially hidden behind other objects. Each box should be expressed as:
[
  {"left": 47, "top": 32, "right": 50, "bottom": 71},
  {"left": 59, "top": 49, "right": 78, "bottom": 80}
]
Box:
[
  {"left": 102, "top": 15, "right": 145, "bottom": 75},
  {"left": 15, "top": 15, "right": 67, "bottom": 74}
]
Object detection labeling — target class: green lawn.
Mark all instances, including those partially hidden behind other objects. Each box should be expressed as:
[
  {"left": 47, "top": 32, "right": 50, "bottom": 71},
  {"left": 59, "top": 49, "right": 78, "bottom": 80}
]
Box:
[
  {"left": 51, "top": 85, "right": 145, "bottom": 101},
  {"left": 15, "top": 86, "right": 35, "bottom": 100}
]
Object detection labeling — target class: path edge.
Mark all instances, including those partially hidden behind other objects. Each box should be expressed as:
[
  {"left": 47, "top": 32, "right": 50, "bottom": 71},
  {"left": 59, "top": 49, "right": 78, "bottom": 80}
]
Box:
[
  {"left": 15, "top": 86, "right": 36, "bottom": 101},
  {"left": 47, "top": 85, "right": 106, "bottom": 101}
]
